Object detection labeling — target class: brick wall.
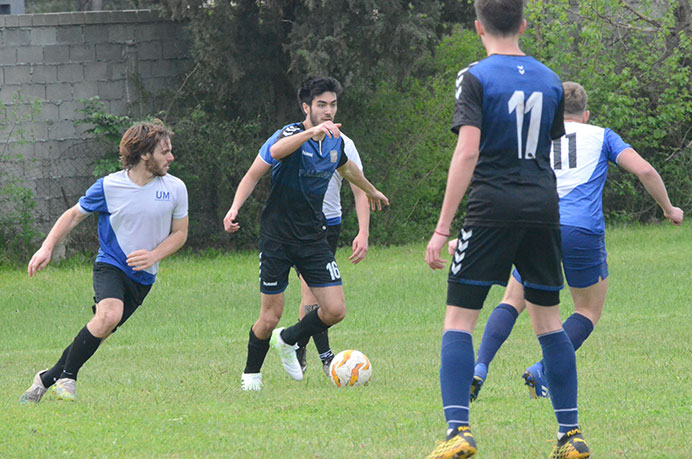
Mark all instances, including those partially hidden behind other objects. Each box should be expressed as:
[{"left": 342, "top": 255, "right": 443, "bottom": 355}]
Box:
[{"left": 0, "top": 10, "right": 191, "bottom": 233}]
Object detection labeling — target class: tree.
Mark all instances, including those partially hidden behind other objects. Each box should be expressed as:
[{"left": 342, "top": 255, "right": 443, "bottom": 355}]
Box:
[{"left": 159, "top": 0, "right": 474, "bottom": 121}]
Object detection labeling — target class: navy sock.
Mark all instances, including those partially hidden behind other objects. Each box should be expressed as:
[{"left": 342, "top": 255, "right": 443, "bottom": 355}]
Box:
[
  {"left": 244, "top": 327, "right": 270, "bottom": 374},
  {"left": 562, "top": 313, "right": 594, "bottom": 352},
  {"left": 440, "top": 330, "right": 474, "bottom": 430},
  {"left": 476, "top": 303, "right": 518, "bottom": 369},
  {"left": 280, "top": 309, "right": 329, "bottom": 346},
  {"left": 60, "top": 326, "right": 102, "bottom": 381},
  {"left": 539, "top": 330, "right": 578, "bottom": 434}
]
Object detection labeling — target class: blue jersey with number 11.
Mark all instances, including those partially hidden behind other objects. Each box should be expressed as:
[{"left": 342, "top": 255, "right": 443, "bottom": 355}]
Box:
[{"left": 452, "top": 54, "right": 565, "bottom": 227}]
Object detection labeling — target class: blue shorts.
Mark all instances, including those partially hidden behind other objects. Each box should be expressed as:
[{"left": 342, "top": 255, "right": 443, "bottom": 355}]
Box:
[{"left": 513, "top": 225, "right": 608, "bottom": 288}]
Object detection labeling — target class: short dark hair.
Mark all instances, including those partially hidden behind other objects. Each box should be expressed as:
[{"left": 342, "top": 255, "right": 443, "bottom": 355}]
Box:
[
  {"left": 119, "top": 119, "right": 172, "bottom": 169},
  {"left": 297, "top": 76, "right": 343, "bottom": 108},
  {"left": 563, "top": 82, "right": 588, "bottom": 117},
  {"left": 475, "top": 0, "right": 524, "bottom": 36}
]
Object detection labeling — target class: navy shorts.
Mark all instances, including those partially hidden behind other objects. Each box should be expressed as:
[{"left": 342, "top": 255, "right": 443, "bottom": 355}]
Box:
[
  {"left": 259, "top": 237, "right": 343, "bottom": 294},
  {"left": 92, "top": 262, "right": 152, "bottom": 332},
  {"left": 513, "top": 225, "right": 608, "bottom": 288},
  {"left": 447, "top": 226, "right": 563, "bottom": 309}
]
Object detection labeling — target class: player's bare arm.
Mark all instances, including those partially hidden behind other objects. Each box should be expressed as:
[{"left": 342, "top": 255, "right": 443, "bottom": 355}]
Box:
[
  {"left": 348, "top": 182, "right": 370, "bottom": 264},
  {"left": 337, "top": 160, "right": 389, "bottom": 211},
  {"left": 269, "top": 121, "right": 343, "bottom": 160},
  {"left": 223, "top": 157, "right": 272, "bottom": 233},
  {"left": 127, "top": 216, "right": 188, "bottom": 271},
  {"left": 425, "top": 126, "right": 480, "bottom": 270},
  {"left": 616, "top": 148, "right": 684, "bottom": 225},
  {"left": 27, "top": 204, "right": 90, "bottom": 277}
]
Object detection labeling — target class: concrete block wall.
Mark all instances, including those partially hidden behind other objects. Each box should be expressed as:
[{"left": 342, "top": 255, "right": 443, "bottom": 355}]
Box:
[{"left": 0, "top": 10, "right": 191, "bottom": 233}]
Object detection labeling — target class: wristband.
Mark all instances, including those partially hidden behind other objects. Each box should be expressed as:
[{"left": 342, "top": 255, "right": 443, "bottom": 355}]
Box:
[{"left": 434, "top": 229, "right": 450, "bottom": 238}]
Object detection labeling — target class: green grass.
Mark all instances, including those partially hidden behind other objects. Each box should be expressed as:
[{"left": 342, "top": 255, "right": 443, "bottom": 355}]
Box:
[{"left": 1, "top": 224, "right": 690, "bottom": 457}]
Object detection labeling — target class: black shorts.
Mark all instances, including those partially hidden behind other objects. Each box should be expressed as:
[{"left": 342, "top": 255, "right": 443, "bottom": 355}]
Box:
[
  {"left": 447, "top": 226, "right": 563, "bottom": 309},
  {"left": 92, "top": 262, "right": 152, "bottom": 332},
  {"left": 326, "top": 223, "right": 341, "bottom": 255},
  {"left": 259, "top": 237, "right": 343, "bottom": 294}
]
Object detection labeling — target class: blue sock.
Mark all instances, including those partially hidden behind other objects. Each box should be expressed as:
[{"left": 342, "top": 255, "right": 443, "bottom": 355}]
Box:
[
  {"left": 440, "top": 330, "right": 474, "bottom": 430},
  {"left": 562, "top": 313, "right": 594, "bottom": 352},
  {"left": 475, "top": 303, "right": 519, "bottom": 373},
  {"left": 536, "top": 313, "right": 595, "bottom": 373},
  {"left": 538, "top": 330, "right": 578, "bottom": 434}
]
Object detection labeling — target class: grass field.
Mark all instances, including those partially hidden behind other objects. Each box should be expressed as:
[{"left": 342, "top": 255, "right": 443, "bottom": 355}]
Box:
[{"left": 1, "top": 223, "right": 690, "bottom": 457}]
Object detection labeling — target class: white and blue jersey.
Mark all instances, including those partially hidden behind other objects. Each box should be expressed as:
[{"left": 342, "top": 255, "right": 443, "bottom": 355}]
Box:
[
  {"left": 551, "top": 121, "right": 631, "bottom": 234},
  {"left": 78, "top": 170, "right": 188, "bottom": 285},
  {"left": 259, "top": 122, "right": 348, "bottom": 243}
]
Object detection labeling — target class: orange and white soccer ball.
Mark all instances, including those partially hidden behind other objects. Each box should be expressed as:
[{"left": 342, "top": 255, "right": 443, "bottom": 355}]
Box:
[{"left": 328, "top": 350, "right": 372, "bottom": 387}]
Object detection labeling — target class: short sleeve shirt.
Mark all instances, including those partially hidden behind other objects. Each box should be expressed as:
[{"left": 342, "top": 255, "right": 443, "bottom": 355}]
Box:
[
  {"left": 259, "top": 123, "right": 348, "bottom": 243},
  {"left": 552, "top": 121, "right": 631, "bottom": 233},
  {"left": 78, "top": 170, "right": 188, "bottom": 285},
  {"left": 452, "top": 54, "right": 565, "bottom": 227}
]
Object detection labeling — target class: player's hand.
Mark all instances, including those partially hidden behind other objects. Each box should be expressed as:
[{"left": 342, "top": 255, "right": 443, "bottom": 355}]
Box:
[
  {"left": 313, "top": 121, "right": 342, "bottom": 139},
  {"left": 349, "top": 233, "right": 369, "bottom": 264},
  {"left": 27, "top": 246, "right": 53, "bottom": 277},
  {"left": 366, "top": 189, "right": 389, "bottom": 211},
  {"left": 447, "top": 238, "right": 459, "bottom": 256},
  {"left": 223, "top": 207, "right": 240, "bottom": 233},
  {"left": 425, "top": 232, "right": 449, "bottom": 270},
  {"left": 126, "top": 250, "right": 158, "bottom": 271},
  {"left": 665, "top": 206, "right": 684, "bottom": 226}
]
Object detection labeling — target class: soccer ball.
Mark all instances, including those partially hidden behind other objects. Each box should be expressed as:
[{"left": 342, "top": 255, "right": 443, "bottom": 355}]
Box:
[{"left": 328, "top": 350, "right": 372, "bottom": 387}]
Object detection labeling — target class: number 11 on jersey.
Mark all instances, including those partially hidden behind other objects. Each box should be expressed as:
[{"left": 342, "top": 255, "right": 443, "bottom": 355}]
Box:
[{"left": 508, "top": 91, "right": 543, "bottom": 160}]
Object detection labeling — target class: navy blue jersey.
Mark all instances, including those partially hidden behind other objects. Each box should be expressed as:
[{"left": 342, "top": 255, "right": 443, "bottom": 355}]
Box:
[
  {"left": 260, "top": 123, "right": 348, "bottom": 243},
  {"left": 452, "top": 54, "right": 565, "bottom": 227}
]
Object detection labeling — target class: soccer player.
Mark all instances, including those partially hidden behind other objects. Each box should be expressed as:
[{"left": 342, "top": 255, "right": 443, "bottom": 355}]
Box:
[
  {"left": 463, "top": 81, "right": 684, "bottom": 403},
  {"left": 224, "top": 130, "right": 370, "bottom": 377},
  {"left": 223, "top": 76, "right": 388, "bottom": 391},
  {"left": 295, "top": 133, "right": 370, "bottom": 376},
  {"left": 19, "top": 121, "right": 188, "bottom": 403},
  {"left": 424, "top": 1, "right": 590, "bottom": 457}
]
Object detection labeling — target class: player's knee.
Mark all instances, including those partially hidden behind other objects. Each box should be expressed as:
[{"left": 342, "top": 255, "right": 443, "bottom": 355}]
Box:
[{"left": 320, "top": 301, "right": 345, "bottom": 325}]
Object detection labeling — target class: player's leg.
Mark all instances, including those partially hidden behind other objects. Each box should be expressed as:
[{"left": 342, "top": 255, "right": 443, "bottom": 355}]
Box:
[
  {"left": 471, "top": 272, "right": 526, "bottom": 401},
  {"left": 246, "top": 239, "right": 296, "bottom": 387},
  {"left": 428, "top": 226, "right": 516, "bottom": 458},
  {"left": 561, "top": 226, "right": 609, "bottom": 352},
  {"left": 567, "top": 277, "right": 607, "bottom": 344},
  {"left": 308, "top": 224, "right": 340, "bottom": 371},
  {"left": 525, "top": 227, "right": 608, "bottom": 396},
  {"left": 520, "top": 228, "right": 589, "bottom": 456},
  {"left": 295, "top": 276, "right": 317, "bottom": 372},
  {"left": 278, "top": 239, "right": 342, "bottom": 350},
  {"left": 281, "top": 284, "right": 344, "bottom": 348}
]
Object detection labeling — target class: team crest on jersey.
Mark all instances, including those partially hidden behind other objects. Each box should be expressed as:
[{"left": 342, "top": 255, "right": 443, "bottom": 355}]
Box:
[
  {"left": 330, "top": 150, "right": 338, "bottom": 163},
  {"left": 155, "top": 190, "right": 171, "bottom": 201},
  {"left": 517, "top": 65, "right": 525, "bottom": 75}
]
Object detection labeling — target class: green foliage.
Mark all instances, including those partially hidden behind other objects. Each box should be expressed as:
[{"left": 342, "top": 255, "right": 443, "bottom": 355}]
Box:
[
  {"left": 0, "top": 92, "right": 43, "bottom": 264},
  {"left": 77, "top": 96, "right": 132, "bottom": 177},
  {"left": 167, "top": 108, "right": 265, "bottom": 249},
  {"left": 523, "top": 0, "right": 692, "bottom": 222},
  {"left": 159, "top": 0, "right": 474, "bottom": 121},
  {"left": 338, "top": 29, "right": 485, "bottom": 245}
]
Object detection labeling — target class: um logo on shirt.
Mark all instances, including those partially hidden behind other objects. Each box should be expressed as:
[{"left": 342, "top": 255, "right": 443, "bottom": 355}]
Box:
[{"left": 155, "top": 191, "right": 171, "bottom": 201}]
